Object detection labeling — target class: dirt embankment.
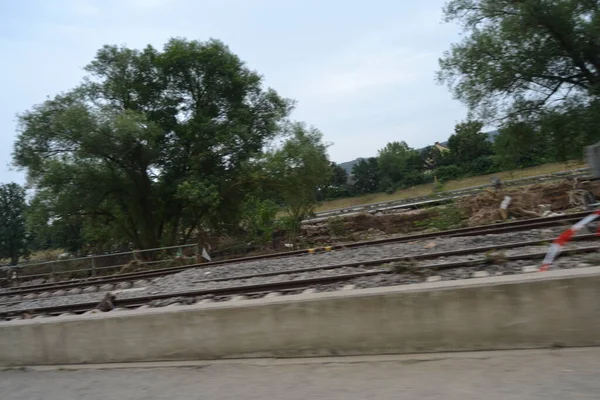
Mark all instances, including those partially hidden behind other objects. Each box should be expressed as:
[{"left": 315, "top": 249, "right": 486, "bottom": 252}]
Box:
[{"left": 301, "top": 179, "right": 600, "bottom": 245}]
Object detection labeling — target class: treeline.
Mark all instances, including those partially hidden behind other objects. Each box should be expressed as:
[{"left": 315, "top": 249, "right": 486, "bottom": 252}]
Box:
[{"left": 321, "top": 115, "right": 596, "bottom": 200}]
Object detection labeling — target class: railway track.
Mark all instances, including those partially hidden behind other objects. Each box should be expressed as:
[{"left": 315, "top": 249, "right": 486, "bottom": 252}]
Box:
[
  {"left": 2, "top": 231, "right": 599, "bottom": 320},
  {"left": 0, "top": 211, "right": 591, "bottom": 300}
]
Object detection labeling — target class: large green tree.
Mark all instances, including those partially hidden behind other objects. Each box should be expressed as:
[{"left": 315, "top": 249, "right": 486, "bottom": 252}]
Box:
[
  {"left": 352, "top": 158, "right": 380, "bottom": 194},
  {"left": 0, "top": 183, "right": 28, "bottom": 265},
  {"left": 447, "top": 121, "right": 493, "bottom": 169},
  {"left": 495, "top": 121, "right": 549, "bottom": 170},
  {"left": 264, "top": 122, "right": 332, "bottom": 240},
  {"left": 14, "top": 38, "right": 292, "bottom": 250},
  {"left": 377, "top": 141, "right": 422, "bottom": 190},
  {"left": 438, "top": 0, "right": 600, "bottom": 121}
]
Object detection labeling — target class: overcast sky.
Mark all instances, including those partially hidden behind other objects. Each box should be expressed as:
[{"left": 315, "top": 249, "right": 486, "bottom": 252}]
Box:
[{"left": 0, "top": 0, "right": 468, "bottom": 184}]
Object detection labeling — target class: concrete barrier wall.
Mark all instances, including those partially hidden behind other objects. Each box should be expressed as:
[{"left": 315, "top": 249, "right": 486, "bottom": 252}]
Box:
[{"left": 2, "top": 267, "right": 600, "bottom": 366}]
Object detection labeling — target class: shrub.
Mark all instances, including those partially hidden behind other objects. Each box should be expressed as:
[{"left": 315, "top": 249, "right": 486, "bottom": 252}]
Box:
[{"left": 435, "top": 165, "right": 464, "bottom": 182}]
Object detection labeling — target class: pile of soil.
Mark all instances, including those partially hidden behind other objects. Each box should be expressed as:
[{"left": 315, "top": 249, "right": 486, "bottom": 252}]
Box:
[
  {"left": 457, "top": 180, "right": 600, "bottom": 226},
  {"left": 301, "top": 208, "right": 440, "bottom": 245}
]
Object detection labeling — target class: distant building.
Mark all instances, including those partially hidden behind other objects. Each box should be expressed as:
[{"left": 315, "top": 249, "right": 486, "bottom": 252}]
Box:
[{"left": 434, "top": 142, "right": 449, "bottom": 152}]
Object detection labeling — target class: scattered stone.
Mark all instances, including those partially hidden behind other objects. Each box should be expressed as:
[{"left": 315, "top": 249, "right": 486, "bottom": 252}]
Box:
[
  {"left": 302, "top": 288, "right": 318, "bottom": 295},
  {"left": 82, "top": 286, "right": 98, "bottom": 294},
  {"left": 84, "top": 309, "right": 101, "bottom": 315},
  {"left": 229, "top": 295, "right": 248, "bottom": 301},
  {"left": 341, "top": 284, "right": 356, "bottom": 290},
  {"left": 37, "top": 291, "right": 51, "bottom": 298},
  {"left": 59, "top": 313, "right": 75, "bottom": 317},
  {"left": 100, "top": 284, "right": 115, "bottom": 291},
  {"left": 52, "top": 290, "right": 67, "bottom": 297},
  {"left": 136, "top": 305, "right": 151, "bottom": 310},
  {"left": 471, "top": 271, "right": 490, "bottom": 278},
  {"left": 264, "top": 292, "right": 281, "bottom": 298},
  {"left": 133, "top": 280, "right": 149, "bottom": 288},
  {"left": 522, "top": 265, "right": 540, "bottom": 273},
  {"left": 23, "top": 293, "right": 37, "bottom": 300},
  {"left": 166, "top": 302, "right": 181, "bottom": 307},
  {"left": 33, "top": 314, "right": 49, "bottom": 319},
  {"left": 576, "top": 263, "right": 592, "bottom": 268},
  {"left": 68, "top": 288, "right": 83, "bottom": 295},
  {"left": 424, "top": 242, "right": 437, "bottom": 249},
  {"left": 426, "top": 276, "right": 442, "bottom": 282},
  {"left": 116, "top": 282, "right": 132, "bottom": 290},
  {"left": 96, "top": 293, "right": 116, "bottom": 312},
  {"left": 110, "top": 307, "right": 126, "bottom": 312},
  {"left": 198, "top": 299, "right": 215, "bottom": 304}
]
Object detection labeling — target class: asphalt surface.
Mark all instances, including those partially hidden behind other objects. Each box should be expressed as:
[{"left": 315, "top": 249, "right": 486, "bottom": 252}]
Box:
[{"left": 1, "top": 348, "right": 599, "bottom": 400}]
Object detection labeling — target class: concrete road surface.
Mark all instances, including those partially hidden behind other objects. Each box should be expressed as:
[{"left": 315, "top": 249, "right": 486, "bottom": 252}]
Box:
[{"left": 1, "top": 348, "right": 599, "bottom": 400}]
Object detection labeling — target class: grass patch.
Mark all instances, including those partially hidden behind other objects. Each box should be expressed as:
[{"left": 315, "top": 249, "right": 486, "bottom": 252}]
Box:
[
  {"left": 414, "top": 204, "right": 467, "bottom": 231},
  {"left": 317, "top": 161, "right": 585, "bottom": 212}
]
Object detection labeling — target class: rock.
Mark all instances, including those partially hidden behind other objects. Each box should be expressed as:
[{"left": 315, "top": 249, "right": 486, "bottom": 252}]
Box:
[
  {"left": 100, "top": 284, "right": 115, "bottom": 291},
  {"left": 472, "top": 271, "right": 490, "bottom": 278},
  {"left": 59, "top": 313, "right": 75, "bottom": 317},
  {"left": 68, "top": 288, "right": 83, "bottom": 295},
  {"left": 133, "top": 280, "right": 149, "bottom": 288},
  {"left": 302, "top": 288, "right": 318, "bottom": 295},
  {"left": 37, "top": 291, "right": 51, "bottom": 298},
  {"left": 116, "top": 281, "right": 132, "bottom": 290},
  {"left": 82, "top": 286, "right": 98, "bottom": 293},
  {"left": 424, "top": 242, "right": 437, "bottom": 249},
  {"left": 198, "top": 299, "right": 215, "bottom": 304},
  {"left": 341, "top": 284, "right": 356, "bottom": 290},
  {"left": 426, "top": 276, "right": 442, "bottom": 282},
  {"left": 23, "top": 293, "right": 37, "bottom": 300},
  {"left": 165, "top": 302, "right": 181, "bottom": 307},
  {"left": 229, "top": 295, "right": 248, "bottom": 301},
  {"left": 522, "top": 265, "right": 540, "bottom": 273},
  {"left": 52, "top": 290, "right": 67, "bottom": 297},
  {"left": 136, "top": 305, "right": 151, "bottom": 310},
  {"left": 264, "top": 292, "right": 281, "bottom": 298}
]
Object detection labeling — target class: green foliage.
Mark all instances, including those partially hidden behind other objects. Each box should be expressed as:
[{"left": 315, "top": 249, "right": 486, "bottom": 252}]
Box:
[
  {"left": 14, "top": 38, "right": 292, "bottom": 250},
  {"left": 352, "top": 158, "right": 380, "bottom": 194},
  {"left": 319, "top": 162, "right": 350, "bottom": 200},
  {"left": 0, "top": 183, "right": 28, "bottom": 265},
  {"left": 447, "top": 121, "right": 493, "bottom": 169},
  {"left": 434, "top": 165, "right": 464, "bottom": 182},
  {"left": 415, "top": 204, "right": 467, "bottom": 231},
  {"left": 264, "top": 122, "right": 332, "bottom": 241},
  {"left": 495, "top": 121, "right": 549, "bottom": 170},
  {"left": 240, "top": 197, "right": 280, "bottom": 246},
  {"left": 26, "top": 193, "right": 85, "bottom": 253},
  {"left": 377, "top": 141, "right": 422, "bottom": 188},
  {"left": 438, "top": 0, "right": 600, "bottom": 122}
]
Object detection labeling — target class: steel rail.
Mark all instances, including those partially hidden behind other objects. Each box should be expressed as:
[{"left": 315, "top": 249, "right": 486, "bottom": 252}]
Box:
[{"left": 0, "top": 211, "right": 590, "bottom": 296}]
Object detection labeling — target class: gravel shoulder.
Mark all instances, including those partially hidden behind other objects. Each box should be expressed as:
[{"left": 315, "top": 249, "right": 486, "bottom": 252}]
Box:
[{"left": 1, "top": 348, "right": 599, "bottom": 400}]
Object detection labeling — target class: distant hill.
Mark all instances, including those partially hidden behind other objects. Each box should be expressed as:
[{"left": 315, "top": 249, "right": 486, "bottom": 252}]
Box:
[
  {"left": 338, "top": 130, "right": 500, "bottom": 175},
  {"left": 338, "top": 158, "right": 364, "bottom": 174}
]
